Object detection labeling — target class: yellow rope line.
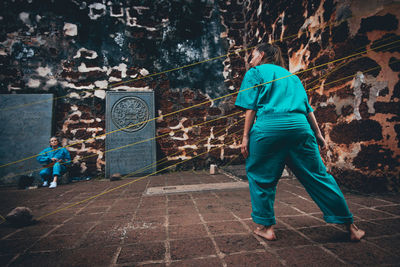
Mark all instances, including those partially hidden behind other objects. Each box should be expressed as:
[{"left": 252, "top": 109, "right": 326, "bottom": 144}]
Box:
[
  {"left": 36, "top": 126, "right": 243, "bottom": 221},
  {"left": 307, "top": 58, "right": 400, "bottom": 92},
  {"left": 0, "top": 16, "right": 352, "bottom": 113},
  {"left": 1, "top": 37, "right": 399, "bottom": 169},
  {"left": 5, "top": 111, "right": 243, "bottom": 180}
]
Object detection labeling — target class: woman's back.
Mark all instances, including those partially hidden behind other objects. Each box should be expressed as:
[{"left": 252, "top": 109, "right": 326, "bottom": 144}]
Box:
[{"left": 236, "top": 64, "right": 313, "bottom": 117}]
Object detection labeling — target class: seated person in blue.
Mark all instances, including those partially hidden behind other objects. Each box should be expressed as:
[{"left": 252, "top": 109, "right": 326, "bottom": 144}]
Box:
[{"left": 37, "top": 136, "right": 71, "bottom": 188}]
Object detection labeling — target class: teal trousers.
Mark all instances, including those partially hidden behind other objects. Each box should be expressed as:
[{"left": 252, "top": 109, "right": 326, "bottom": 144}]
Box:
[{"left": 246, "top": 113, "right": 353, "bottom": 226}]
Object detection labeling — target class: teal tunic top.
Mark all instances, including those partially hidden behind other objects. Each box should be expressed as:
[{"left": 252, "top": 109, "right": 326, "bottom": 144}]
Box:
[
  {"left": 235, "top": 64, "right": 313, "bottom": 116},
  {"left": 37, "top": 146, "right": 71, "bottom": 166}
]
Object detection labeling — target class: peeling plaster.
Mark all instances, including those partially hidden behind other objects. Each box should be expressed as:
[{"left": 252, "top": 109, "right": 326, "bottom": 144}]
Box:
[{"left": 63, "top": 23, "right": 78, "bottom": 36}]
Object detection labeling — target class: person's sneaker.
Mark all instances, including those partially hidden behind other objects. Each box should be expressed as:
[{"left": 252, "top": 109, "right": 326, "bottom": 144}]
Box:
[
  {"left": 49, "top": 181, "right": 57, "bottom": 189},
  {"left": 42, "top": 181, "right": 48, "bottom": 187}
]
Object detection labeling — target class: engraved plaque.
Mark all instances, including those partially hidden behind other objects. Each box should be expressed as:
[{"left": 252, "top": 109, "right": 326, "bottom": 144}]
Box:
[
  {"left": 111, "top": 96, "right": 149, "bottom": 132},
  {"left": 0, "top": 94, "right": 53, "bottom": 186},
  {"left": 106, "top": 92, "right": 156, "bottom": 178}
]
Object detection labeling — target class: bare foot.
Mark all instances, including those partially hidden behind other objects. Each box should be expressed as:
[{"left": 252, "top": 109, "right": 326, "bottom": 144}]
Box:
[
  {"left": 348, "top": 223, "right": 365, "bottom": 242},
  {"left": 254, "top": 226, "right": 277, "bottom": 241}
]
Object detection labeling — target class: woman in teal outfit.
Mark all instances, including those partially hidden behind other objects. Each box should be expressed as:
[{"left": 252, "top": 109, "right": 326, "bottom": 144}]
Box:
[{"left": 235, "top": 43, "right": 365, "bottom": 241}]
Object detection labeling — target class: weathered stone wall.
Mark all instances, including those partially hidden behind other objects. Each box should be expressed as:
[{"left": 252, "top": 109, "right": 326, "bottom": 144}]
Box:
[
  {"left": 0, "top": 0, "right": 243, "bottom": 178},
  {"left": 1, "top": 0, "right": 399, "bottom": 192},
  {"left": 244, "top": 0, "right": 400, "bottom": 192}
]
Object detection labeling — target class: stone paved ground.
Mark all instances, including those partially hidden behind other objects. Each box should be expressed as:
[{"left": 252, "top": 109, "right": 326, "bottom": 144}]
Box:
[{"left": 0, "top": 169, "right": 399, "bottom": 266}]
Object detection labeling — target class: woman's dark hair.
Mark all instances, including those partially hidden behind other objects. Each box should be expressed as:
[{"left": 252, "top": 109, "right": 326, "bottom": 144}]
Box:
[{"left": 256, "top": 43, "right": 287, "bottom": 68}]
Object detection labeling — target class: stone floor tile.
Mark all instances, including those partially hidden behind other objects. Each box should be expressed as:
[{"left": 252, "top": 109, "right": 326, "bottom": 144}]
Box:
[
  {"left": 243, "top": 219, "right": 288, "bottom": 231},
  {"left": 167, "top": 200, "right": 195, "bottom": 207},
  {"left": 276, "top": 245, "right": 343, "bottom": 266},
  {"left": 201, "top": 212, "right": 236, "bottom": 222},
  {"left": 131, "top": 215, "right": 166, "bottom": 229},
  {"left": 169, "top": 224, "right": 208, "bottom": 240},
  {"left": 137, "top": 208, "right": 167, "bottom": 217},
  {"left": 76, "top": 206, "right": 109, "bottom": 215},
  {"left": 67, "top": 213, "right": 104, "bottom": 223},
  {"left": 323, "top": 241, "right": 400, "bottom": 266},
  {"left": 367, "top": 235, "right": 400, "bottom": 256},
  {"left": 5, "top": 224, "right": 57, "bottom": 239},
  {"left": 123, "top": 227, "right": 167, "bottom": 244},
  {"left": 274, "top": 203, "right": 303, "bottom": 216},
  {"left": 278, "top": 215, "right": 326, "bottom": 229},
  {"left": 298, "top": 225, "right": 348, "bottom": 244},
  {"left": 169, "top": 237, "right": 216, "bottom": 260},
  {"left": 0, "top": 238, "right": 36, "bottom": 255},
  {"left": 214, "top": 234, "right": 264, "bottom": 254},
  {"left": 117, "top": 242, "right": 165, "bottom": 264},
  {"left": 374, "top": 204, "right": 400, "bottom": 215},
  {"left": 352, "top": 208, "right": 395, "bottom": 220},
  {"left": 168, "top": 213, "right": 202, "bottom": 226},
  {"left": 206, "top": 221, "right": 248, "bottom": 236},
  {"left": 28, "top": 234, "right": 82, "bottom": 252},
  {"left": 266, "top": 229, "right": 313, "bottom": 248},
  {"left": 346, "top": 196, "right": 392, "bottom": 207},
  {"left": 167, "top": 194, "right": 192, "bottom": 201},
  {"left": 168, "top": 206, "right": 198, "bottom": 215},
  {"left": 169, "top": 257, "right": 222, "bottom": 267},
  {"left": 223, "top": 251, "right": 283, "bottom": 266},
  {"left": 78, "top": 230, "right": 123, "bottom": 247},
  {"left": 51, "top": 222, "right": 97, "bottom": 235},
  {"left": 101, "top": 211, "right": 134, "bottom": 221}
]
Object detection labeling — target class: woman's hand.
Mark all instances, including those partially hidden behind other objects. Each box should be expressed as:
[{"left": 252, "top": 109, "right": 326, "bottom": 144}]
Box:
[
  {"left": 316, "top": 134, "right": 327, "bottom": 149},
  {"left": 241, "top": 135, "right": 249, "bottom": 159}
]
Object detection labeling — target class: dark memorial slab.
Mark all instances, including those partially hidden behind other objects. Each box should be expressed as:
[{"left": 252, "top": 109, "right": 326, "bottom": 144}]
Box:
[
  {"left": 106, "top": 92, "right": 156, "bottom": 178},
  {"left": 0, "top": 94, "right": 53, "bottom": 186}
]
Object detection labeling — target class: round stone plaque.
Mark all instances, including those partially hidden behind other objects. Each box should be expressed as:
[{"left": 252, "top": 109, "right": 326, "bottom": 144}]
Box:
[{"left": 111, "top": 96, "right": 149, "bottom": 132}]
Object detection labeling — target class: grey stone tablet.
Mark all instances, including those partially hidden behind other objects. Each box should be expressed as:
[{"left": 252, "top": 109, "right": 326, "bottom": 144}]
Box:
[
  {"left": 0, "top": 94, "right": 53, "bottom": 186},
  {"left": 106, "top": 92, "right": 156, "bottom": 178}
]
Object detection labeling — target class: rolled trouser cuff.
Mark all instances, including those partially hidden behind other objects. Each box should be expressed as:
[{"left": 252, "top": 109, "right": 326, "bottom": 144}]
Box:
[
  {"left": 324, "top": 214, "right": 354, "bottom": 224},
  {"left": 251, "top": 213, "right": 276, "bottom": 226}
]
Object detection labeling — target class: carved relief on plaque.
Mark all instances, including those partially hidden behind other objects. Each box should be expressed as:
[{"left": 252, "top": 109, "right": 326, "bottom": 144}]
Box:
[{"left": 111, "top": 96, "right": 149, "bottom": 132}]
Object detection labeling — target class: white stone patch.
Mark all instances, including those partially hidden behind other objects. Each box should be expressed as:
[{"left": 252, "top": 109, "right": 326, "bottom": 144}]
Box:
[
  {"left": 61, "top": 81, "right": 95, "bottom": 90},
  {"left": 257, "top": 1, "right": 263, "bottom": 16},
  {"left": 37, "top": 66, "right": 51, "bottom": 76},
  {"left": 353, "top": 72, "right": 365, "bottom": 120},
  {"left": 63, "top": 23, "right": 78, "bottom": 36},
  {"left": 74, "top": 48, "right": 98, "bottom": 59},
  {"left": 46, "top": 79, "right": 57, "bottom": 86},
  {"left": 109, "top": 76, "right": 122, "bottom": 82},
  {"left": 19, "top": 12, "right": 30, "bottom": 24},
  {"left": 94, "top": 80, "right": 108, "bottom": 89},
  {"left": 110, "top": 85, "right": 152, "bottom": 91},
  {"left": 110, "top": 6, "right": 124, "bottom": 17},
  {"left": 125, "top": 7, "right": 156, "bottom": 31},
  {"left": 87, "top": 127, "right": 103, "bottom": 132},
  {"left": 0, "top": 49, "right": 7, "bottom": 56},
  {"left": 71, "top": 105, "right": 79, "bottom": 111},
  {"left": 35, "top": 15, "right": 41, "bottom": 22},
  {"left": 94, "top": 89, "right": 106, "bottom": 99},
  {"left": 140, "top": 68, "right": 149, "bottom": 76},
  {"left": 114, "top": 32, "right": 124, "bottom": 47},
  {"left": 27, "top": 79, "right": 40, "bottom": 88},
  {"left": 88, "top": 3, "right": 106, "bottom": 20},
  {"left": 69, "top": 92, "right": 80, "bottom": 99},
  {"left": 78, "top": 63, "right": 106, "bottom": 73},
  {"left": 96, "top": 118, "right": 101, "bottom": 122}
]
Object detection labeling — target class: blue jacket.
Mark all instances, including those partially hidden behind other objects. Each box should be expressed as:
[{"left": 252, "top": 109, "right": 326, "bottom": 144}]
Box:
[{"left": 37, "top": 146, "right": 71, "bottom": 166}]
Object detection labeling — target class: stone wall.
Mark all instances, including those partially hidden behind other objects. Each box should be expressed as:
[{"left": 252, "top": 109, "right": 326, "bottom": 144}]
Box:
[
  {"left": 244, "top": 0, "right": 400, "bottom": 192},
  {"left": 0, "top": 0, "right": 243, "bottom": 179},
  {"left": 0, "top": 0, "right": 399, "bottom": 191}
]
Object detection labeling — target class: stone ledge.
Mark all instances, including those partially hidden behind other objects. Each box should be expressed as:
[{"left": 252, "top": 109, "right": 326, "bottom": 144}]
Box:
[{"left": 144, "top": 182, "right": 248, "bottom": 195}]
